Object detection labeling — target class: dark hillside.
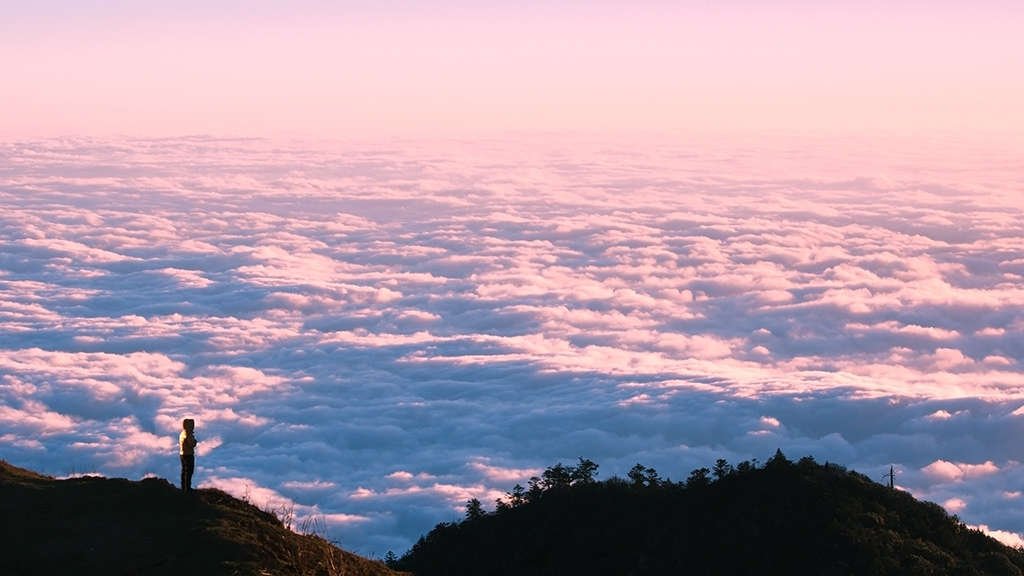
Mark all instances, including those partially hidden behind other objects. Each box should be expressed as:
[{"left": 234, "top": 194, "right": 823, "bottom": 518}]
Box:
[
  {"left": 0, "top": 460, "right": 406, "bottom": 576},
  {"left": 396, "top": 453, "right": 1024, "bottom": 576}
]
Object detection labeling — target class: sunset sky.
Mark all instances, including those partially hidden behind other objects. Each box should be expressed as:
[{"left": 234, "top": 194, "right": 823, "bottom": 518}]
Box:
[
  {"left": 2, "top": 0, "right": 1023, "bottom": 137},
  {"left": 2, "top": 0, "right": 1024, "bottom": 558}
]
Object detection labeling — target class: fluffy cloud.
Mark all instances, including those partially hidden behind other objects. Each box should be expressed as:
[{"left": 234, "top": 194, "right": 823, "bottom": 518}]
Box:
[{"left": 1, "top": 134, "right": 1023, "bottom": 555}]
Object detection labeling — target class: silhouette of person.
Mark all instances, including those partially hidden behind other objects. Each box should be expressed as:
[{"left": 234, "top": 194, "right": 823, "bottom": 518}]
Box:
[{"left": 180, "top": 418, "right": 198, "bottom": 492}]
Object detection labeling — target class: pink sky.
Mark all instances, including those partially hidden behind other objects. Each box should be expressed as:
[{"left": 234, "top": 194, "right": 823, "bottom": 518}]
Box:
[{"left": 2, "top": 0, "right": 1022, "bottom": 137}]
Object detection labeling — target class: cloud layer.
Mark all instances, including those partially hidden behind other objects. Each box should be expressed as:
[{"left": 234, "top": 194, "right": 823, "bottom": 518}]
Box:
[{"left": 1, "top": 133, "right": 1023, "bottom": 554}]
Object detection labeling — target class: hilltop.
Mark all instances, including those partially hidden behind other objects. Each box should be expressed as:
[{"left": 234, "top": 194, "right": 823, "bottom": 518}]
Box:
[
  {"left": 6, "top": 453, "right": 1024, "bottom": 576},
  {"left": 0, "top": 460, "right": 405, "bottom": 576},
  {"left": 394, "top": 452, "right": 1024, "bottom": 576}
]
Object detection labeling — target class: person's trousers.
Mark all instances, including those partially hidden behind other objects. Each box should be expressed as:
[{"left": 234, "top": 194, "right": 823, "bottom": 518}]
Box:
[{"left": 180, "top": 454, "right": 195, "bottom": 492}]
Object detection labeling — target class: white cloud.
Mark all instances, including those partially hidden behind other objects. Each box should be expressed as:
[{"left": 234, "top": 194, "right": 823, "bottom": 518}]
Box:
[
  {"left": 922, "top": 460, "right": 998, "bottom": 483},
  {"left": 2, "top": 133, "right": 1024, "bottom": 555},
  {"left": 973, "top": 525, "right": 1024, "bottom": 549},
  {"left": 944, "top": 497, "right": 968, "bottom": 513}
]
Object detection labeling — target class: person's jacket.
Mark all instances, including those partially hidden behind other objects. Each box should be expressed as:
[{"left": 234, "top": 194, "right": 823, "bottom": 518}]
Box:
[{"left": 180, "top": 431, "right": 197, "bottom": 456}]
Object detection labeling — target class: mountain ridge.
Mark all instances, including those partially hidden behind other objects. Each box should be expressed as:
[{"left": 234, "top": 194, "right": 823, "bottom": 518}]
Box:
[{"left": 6, "top": 454, "right": 1024, "bottom": 575}]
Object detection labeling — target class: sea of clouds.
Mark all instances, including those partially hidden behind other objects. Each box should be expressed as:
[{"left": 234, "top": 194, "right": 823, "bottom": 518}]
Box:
[{"left": 1, "top": 133, "right": 1023, "bottom": 554}]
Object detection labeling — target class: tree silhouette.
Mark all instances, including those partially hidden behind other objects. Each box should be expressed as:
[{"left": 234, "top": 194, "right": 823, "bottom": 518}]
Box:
[
  {"left": 541, "top": 463, "right": 574, "bottom": 491},
  {"left": 686, "top": 467, "right": 711, "bottom": 488},
  {"left": 765, "top": 448, "right": 791, "bottom": 468},
  {"left": 627, "top": 463, "right": 661, "bottom": 487},
  {"left": 506, "top": 484, "right": 527, "bottom": 507},
  {"left": 627, "top": 463, "right": 648, "bottom": 487},
  {"left": 644, "top": 467, "right": 662, "bottom": 488},
  {"left": 527, "top": 476, "right": 544, "bottom": 501},
  {"left": 735, "top": 459, "right": 758, "bottom": 474},
  {"left": 464, "top": 497, "right": 485, "bottom": 521},
  {"left": 713, "top": 458, "right": 734, "bottom": 480},
  {"left": 572, "top": 457, "right": 599, "bottom": 484}
]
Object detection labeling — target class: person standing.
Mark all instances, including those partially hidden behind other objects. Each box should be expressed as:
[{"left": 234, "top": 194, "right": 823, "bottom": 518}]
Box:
[{"left": 180, "top": 418, "right": 198, "bottom": 492}]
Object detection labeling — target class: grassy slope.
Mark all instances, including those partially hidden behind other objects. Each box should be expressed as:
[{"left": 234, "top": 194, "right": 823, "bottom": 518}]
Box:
[{"left": 0, "top": 460, "right": 407, "bottom": 576}]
